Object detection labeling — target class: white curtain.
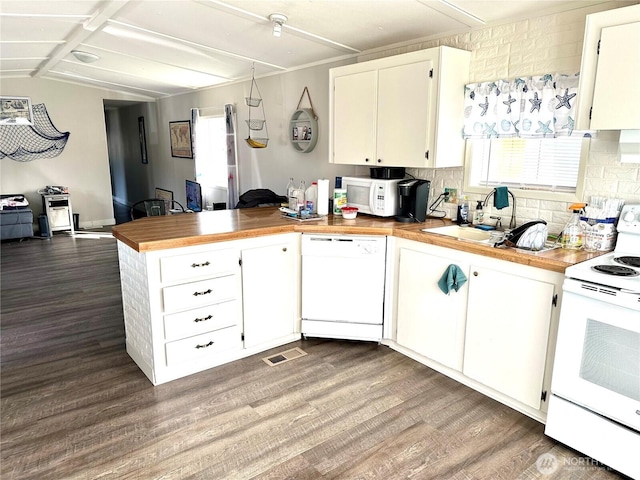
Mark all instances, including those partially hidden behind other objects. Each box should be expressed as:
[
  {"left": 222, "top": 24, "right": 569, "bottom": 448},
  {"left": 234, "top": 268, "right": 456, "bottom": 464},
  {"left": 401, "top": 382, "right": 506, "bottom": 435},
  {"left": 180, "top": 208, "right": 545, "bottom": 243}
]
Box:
[
  {"left": 191, "top": 104, "right": 239, "bottom": 209},
  {"left": 225, "top": 104, "right": 239, "bottom": 209},
  {"left": 463, "top": 73, "right": 580, "bottom": 139}
]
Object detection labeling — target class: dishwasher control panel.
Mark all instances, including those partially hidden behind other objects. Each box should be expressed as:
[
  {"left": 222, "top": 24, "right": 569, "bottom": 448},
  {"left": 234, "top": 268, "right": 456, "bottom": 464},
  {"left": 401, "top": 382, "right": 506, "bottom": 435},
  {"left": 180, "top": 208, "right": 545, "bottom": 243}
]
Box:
[{"left": 301, "top": 234, "right": 386, "bottom": 257}]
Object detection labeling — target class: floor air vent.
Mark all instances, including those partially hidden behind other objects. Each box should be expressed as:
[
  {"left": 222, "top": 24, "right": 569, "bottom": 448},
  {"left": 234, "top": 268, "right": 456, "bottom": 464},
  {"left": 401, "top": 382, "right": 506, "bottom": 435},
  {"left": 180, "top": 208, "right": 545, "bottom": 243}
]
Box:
[{"left": 262, "top": 347, "right": 307, "bottom": 367}]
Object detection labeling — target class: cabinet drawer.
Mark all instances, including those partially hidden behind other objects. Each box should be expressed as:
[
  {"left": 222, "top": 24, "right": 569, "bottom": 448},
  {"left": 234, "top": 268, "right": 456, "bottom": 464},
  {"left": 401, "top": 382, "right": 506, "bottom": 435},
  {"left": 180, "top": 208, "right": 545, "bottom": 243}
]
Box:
[
  {"left": 160, "top": 249, "right": 238, "bottom": 283},
  {"left": 164, "top": 300, "right": 238, "bottom": 341},
  {"left": 163, "top": 275, "right": 237, "bottom": 313},
  {"left": 165, "top": 326, "right": 240, "bottom": 367}
]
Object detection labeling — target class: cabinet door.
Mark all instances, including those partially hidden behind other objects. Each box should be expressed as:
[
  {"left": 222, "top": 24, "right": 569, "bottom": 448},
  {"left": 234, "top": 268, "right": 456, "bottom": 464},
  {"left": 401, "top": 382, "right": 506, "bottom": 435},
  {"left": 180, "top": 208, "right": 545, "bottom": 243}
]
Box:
[
  {"left": 377, "top": 61, "right": 432, "bottom": 167},
  {"left": 463, "top": 266, "right": 555, "bottom": 409},
  {"left": 590, "top": 22, "right": 640, "bottom": 130},
  {"left": 332, "top": 70, "right": 377, "bottom": 165},
  {"left": 396, "top": 247, "right": 468, "bottom": 370},
  {"left": 242, "top": 241, "right": 297, "bottom": 349},
  {"left": 575, "top": 5, "right": 640, "bottom": 129}
]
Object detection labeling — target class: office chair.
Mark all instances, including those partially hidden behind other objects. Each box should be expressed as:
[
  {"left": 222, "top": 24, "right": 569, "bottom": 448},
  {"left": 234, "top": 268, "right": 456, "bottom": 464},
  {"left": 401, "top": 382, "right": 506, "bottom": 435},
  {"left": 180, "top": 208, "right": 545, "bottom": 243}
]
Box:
[{"left": 130, "top": 199, "right": 185, "bottom": 220}]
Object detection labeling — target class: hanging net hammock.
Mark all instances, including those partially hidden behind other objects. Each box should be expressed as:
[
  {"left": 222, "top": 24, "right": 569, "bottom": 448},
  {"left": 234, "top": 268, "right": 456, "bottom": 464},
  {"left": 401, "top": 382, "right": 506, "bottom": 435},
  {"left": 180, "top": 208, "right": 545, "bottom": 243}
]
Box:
[{"left": 0, "top": 103, "right": 70, "bottom": 162}]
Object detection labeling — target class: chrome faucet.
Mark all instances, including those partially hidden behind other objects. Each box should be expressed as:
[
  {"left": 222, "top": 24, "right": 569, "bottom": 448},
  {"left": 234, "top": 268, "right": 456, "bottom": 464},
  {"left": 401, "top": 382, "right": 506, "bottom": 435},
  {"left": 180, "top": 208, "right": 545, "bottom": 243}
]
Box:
[{"left": 483, "top": 188, "right": 516, "bottom": 229}]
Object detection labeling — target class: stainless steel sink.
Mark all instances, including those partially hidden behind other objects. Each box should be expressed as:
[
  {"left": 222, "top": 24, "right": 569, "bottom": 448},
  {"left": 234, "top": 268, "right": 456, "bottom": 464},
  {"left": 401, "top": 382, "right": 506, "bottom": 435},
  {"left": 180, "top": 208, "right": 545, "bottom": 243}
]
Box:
[{"left": 421, "top": 225, "right": 493, "bottom": 243}]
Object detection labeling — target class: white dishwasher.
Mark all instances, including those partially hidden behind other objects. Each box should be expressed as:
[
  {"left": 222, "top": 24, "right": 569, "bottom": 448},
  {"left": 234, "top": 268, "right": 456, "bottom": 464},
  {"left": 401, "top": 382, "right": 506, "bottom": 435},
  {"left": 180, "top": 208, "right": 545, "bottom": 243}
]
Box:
[{"left": 301, "top": 233, "right": 387, "bottom": 341}]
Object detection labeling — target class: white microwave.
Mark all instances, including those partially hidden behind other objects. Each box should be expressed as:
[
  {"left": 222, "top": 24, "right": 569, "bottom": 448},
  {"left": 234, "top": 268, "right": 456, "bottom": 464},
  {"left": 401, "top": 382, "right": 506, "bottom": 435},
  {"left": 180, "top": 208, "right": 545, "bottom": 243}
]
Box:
[{"left": 341, "top": 176, "right": 402, "bottom": 217}]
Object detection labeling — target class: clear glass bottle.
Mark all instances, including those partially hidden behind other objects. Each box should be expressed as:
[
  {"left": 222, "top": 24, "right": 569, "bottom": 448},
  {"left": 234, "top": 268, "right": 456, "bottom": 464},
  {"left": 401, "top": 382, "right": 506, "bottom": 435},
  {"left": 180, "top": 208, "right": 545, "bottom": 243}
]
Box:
[
  {"left": 296, "top": 180, "right": 306, "bottom": 210},
  {"left": 286, "top": 177, "right": 295, "bottom": 198},
  {"left": 561, "top": 210, "right": 584, "bottom": 249}
]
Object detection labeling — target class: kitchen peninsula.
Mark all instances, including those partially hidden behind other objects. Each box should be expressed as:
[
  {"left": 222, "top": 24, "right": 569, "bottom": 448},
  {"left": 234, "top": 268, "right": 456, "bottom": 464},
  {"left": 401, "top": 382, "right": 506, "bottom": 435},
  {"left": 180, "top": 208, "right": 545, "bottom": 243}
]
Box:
[{"left": 112, "top": 208, "right": 604, "bottom": 421}]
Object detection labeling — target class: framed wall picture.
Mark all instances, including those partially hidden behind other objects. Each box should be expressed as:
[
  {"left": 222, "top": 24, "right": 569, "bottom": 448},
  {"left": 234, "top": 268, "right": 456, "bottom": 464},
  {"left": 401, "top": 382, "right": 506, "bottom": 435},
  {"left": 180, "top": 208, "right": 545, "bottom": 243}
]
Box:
[
  {"left": 169, "top": 120, "right": 193, "bottom": 158},
  {"left": 0, "top": 96, "right": 34, "bottom": 125},
  {"left": 138, "top": 116, "right": 148, "bottom": 164}
]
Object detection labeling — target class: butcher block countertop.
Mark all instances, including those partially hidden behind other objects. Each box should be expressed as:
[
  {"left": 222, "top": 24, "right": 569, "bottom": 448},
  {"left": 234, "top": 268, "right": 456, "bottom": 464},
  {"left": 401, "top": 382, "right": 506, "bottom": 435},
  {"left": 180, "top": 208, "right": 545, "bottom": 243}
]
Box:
[{"left": 112, "top": 207, "right": 607, "bottom": 273}]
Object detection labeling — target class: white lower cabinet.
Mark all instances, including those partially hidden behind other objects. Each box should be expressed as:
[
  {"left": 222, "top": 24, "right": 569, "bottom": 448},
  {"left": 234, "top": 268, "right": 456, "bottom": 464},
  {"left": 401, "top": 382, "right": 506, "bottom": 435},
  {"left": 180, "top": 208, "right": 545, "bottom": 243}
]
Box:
[
  {"left": 241, "top": 234, "right": 300, "bottom": 349},
  {"left": 117, "top": 233, "right": 300, "bottom": 385},
  {"left": 396, "top": 246, "right": 469, "bottom": 371},
  {"left": 463, "top": 265, "right": 555, "bottom": 410},
  {"left": 391, "top": 238, "right": 563, "bottom": 422},
  {"left": 119, "top": 230, "right": 561, "bottom": 418}
]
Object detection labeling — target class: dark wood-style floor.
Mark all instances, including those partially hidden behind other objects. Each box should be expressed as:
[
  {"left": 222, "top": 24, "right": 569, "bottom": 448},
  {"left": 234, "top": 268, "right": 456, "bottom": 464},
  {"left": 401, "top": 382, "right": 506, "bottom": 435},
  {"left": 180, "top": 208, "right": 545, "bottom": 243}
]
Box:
[{"left": 0, "top": 234, "right": 625, "bottom": 479}]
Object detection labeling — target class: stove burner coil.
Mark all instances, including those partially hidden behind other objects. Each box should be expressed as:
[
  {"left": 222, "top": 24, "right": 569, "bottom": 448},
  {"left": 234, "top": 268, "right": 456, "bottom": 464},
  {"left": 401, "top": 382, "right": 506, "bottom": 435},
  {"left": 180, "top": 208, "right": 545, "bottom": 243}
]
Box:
[
  {"left": 614, "top": 256, "right": 640, "bottom": 268},
  {"left": 591, "top": 265, "right": 639, "bottom": 277}
]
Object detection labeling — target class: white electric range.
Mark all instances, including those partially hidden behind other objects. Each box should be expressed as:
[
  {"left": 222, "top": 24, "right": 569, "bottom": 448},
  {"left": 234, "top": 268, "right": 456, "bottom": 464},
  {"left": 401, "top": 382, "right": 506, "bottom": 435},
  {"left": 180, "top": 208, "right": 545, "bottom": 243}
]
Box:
[{"left": 545, "top": 203, "right": 640, "bottom": 479}]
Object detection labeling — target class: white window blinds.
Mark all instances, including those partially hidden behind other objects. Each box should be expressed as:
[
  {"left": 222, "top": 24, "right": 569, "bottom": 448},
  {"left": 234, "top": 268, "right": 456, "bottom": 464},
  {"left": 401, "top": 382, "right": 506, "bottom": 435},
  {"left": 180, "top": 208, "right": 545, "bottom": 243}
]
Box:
[{"left": 467, "top": 136, "right": 585, "bottom": 193}]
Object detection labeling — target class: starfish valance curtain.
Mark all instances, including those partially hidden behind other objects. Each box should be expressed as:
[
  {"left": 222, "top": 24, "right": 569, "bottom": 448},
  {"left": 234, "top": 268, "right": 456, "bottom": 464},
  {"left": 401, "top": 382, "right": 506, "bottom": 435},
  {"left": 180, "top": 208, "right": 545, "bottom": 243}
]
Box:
[{"left": 463, "top": 73, "right": 580, "bottom": 139}]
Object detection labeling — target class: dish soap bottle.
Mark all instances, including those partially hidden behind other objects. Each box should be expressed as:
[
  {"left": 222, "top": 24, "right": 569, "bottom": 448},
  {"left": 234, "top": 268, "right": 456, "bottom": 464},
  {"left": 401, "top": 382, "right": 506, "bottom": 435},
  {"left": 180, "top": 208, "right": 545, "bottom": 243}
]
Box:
[
  {"left": 457, "top": 196, "right": 470, "bottom": 225},
  {"left": 561, "top": 206, "right": 585, "bottom": 249},
  {"left": 472, "top": 200, "right": 484, "bottom": 225}
]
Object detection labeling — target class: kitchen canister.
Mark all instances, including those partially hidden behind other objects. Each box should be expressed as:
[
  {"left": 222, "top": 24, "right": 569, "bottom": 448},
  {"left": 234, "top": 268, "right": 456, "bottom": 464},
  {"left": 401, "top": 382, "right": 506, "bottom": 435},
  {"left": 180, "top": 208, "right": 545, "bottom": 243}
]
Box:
[{"left": 333, "top": 188, "right": 347, "bottom": 215}]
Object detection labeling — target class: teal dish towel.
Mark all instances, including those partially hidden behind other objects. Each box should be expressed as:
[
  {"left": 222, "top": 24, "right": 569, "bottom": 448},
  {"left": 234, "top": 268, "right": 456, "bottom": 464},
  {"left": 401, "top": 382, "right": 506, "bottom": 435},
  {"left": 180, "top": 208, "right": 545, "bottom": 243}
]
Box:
[
  {"left": 494, "top": 186, "right": 510, "bottom": 210},
  {"left": 438, "top": 264, "right": 468, "bottom": 295}
]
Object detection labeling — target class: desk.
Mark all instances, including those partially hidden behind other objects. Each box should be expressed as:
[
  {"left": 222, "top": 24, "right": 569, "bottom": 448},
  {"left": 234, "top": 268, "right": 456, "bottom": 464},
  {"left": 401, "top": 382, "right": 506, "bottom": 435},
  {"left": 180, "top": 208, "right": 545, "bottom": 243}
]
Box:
[{"left": 41, "top": 193, "right": 74, "bottom": 236}]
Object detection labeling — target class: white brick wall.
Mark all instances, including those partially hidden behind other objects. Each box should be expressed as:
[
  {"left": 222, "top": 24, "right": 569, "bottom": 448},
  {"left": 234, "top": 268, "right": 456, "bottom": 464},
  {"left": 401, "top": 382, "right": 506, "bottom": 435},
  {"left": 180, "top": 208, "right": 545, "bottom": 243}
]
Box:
[
  {"left": 117, "top": 241, "right": 154, "bottom": 370},
  {"left": 361, "top": 2, "right": 640, "bottom": 234}
]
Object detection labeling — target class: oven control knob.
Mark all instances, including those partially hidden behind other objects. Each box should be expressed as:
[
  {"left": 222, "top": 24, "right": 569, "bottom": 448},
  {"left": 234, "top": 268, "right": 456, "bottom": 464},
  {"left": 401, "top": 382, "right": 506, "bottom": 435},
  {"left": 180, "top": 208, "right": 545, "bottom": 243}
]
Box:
[{"left": 623, "top": 210, "right": 636, "bottom": 223}]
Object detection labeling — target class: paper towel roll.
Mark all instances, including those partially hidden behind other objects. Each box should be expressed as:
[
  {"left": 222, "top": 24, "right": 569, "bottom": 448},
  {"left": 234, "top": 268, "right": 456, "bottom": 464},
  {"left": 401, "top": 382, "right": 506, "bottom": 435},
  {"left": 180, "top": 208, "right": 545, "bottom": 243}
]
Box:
[{"left": 317, "top": 178, "right": 329, "bottom": 215}]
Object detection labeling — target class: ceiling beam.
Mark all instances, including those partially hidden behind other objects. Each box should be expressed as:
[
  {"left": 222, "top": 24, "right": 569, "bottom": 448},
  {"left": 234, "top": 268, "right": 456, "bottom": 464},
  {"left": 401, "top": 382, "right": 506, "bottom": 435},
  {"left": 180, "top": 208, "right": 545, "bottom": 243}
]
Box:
[{"left": 105, "top": 19, "right": 289, "bottom": 72}]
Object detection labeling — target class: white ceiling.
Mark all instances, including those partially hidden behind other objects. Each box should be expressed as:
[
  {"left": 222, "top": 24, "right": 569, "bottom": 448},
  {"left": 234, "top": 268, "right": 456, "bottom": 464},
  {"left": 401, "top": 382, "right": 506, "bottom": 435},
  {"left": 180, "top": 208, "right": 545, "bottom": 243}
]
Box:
[{"left": 0, "top": 0, "right": 613, "bottom": 100}]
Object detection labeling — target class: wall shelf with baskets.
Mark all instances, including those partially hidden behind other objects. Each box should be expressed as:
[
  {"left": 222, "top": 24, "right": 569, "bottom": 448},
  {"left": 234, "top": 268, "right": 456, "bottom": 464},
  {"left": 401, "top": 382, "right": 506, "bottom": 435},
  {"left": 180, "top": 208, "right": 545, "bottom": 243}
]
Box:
[
  {"left": 289, "top": 87, "right": 318, "bottom": 153},
  {"left": 245, "top": 68, "right": 269, "bottom": 149}
]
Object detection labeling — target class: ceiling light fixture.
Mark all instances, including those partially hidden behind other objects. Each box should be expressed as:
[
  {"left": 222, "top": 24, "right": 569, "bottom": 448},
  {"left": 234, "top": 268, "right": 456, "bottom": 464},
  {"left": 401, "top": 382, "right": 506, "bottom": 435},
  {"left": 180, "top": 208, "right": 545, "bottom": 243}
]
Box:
[
  {"left": 71, "top": 50, "right": 100, "bottom": 63},
  {"left": 269, "top": 13, "right": 288, "bottom": 38}
]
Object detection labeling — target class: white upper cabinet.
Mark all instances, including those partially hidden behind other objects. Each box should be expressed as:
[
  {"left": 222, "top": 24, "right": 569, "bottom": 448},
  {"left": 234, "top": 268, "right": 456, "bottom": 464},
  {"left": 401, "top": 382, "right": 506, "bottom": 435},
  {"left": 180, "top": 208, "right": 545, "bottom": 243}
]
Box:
[
  {"left": 333, "top": 70, "right": 377, "bottom": 165},
  {"left": 575, "top": 5, "right": 640, "bottom": 130},
  {"left": 330, "top": 47, "right": 470, "bottom": 168}
]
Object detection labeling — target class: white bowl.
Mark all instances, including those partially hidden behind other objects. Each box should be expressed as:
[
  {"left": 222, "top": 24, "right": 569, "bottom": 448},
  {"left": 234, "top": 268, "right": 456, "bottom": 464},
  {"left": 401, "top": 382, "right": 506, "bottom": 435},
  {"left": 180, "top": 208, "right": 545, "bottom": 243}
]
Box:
[{"left": 341, "top": 207, "right": 358, "bottom": 219}]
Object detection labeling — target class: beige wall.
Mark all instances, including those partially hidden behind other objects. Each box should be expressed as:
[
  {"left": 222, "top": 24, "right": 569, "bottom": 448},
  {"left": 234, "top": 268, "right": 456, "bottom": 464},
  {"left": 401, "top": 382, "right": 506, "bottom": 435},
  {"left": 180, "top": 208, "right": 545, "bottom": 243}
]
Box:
[
  {"left": 153, "top": 60, "right": 360, "bottom": 208},
  {"left": 0, "top": 77, "right": 152, "bottom": 227}
]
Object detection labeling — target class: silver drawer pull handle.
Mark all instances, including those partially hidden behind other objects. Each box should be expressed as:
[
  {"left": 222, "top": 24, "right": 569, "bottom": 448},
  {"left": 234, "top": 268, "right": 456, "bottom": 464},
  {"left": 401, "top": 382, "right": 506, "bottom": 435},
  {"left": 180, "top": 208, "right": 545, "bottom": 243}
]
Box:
[
  {"left": 195, "top": 341, "right": 214, "bottom": 349},
  {"left": 191, "top": 261, "right": 210, "bottom": 268},
  {"left": 194, "top": 315, "right": 213, "bottom": 323},
  {"left": 193, "top": 289, "right": 212, "bottom": 297}
]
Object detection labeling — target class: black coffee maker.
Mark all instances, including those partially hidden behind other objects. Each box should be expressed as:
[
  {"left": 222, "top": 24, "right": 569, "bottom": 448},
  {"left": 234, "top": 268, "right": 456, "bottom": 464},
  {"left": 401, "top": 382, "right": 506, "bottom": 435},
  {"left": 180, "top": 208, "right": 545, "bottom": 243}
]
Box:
[{"left": 395, "top": 179, "right": 430, "bottom": 222}]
